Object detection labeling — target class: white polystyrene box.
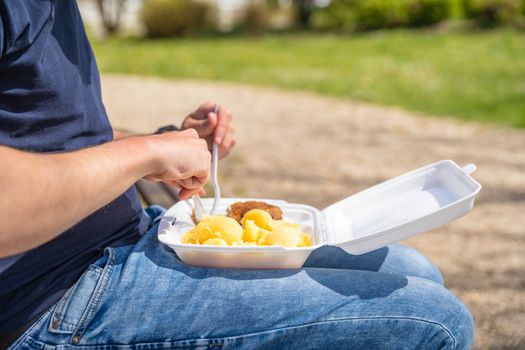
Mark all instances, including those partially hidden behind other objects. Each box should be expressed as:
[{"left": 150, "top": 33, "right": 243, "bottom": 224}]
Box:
[{"left": 158, "top": 160, "right": 481, "bottom": 269}]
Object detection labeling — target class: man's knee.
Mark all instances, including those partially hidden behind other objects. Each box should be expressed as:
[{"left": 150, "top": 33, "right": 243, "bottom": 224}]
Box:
[
  {"left": 401, "top": 278, "right": 475, "bottom": 350},
  {"left": 448, "top": 301, "right": 475, "bottom": 350},
  {"left": 277, "top": 278, "right": 474, "bottom": 350},
  {"left": 437, "top": 290, "right": 474, "bottom": 350}
]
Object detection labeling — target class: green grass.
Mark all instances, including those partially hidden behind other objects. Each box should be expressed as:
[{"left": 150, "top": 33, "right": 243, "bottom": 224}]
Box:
[{"left": 92, "top": 30, "right": 525, "bottom": 128}]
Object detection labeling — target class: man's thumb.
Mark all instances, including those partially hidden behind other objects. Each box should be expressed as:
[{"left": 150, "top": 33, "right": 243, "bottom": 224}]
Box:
[{"left": 195, "top": 112, "right": 217, "bottom": 135}]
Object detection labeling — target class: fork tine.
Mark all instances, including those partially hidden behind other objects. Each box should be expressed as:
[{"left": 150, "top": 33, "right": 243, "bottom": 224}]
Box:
[{"left": 193, "top": 195, "right": 205, "bottom": 222}]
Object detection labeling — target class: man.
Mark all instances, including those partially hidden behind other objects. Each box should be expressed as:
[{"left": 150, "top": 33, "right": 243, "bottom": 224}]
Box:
[{"left": 0, "top": 1, "right": 474, "bottom": 349}]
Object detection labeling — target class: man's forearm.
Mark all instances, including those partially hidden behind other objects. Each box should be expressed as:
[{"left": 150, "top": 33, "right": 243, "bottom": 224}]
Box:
[{"left": 0, "top": 137, "right": 157, "bottom": 257}]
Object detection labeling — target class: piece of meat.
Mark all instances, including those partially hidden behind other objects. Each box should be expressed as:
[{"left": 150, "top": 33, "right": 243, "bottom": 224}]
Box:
[{"left": 227, "top": 201, "right": 283, "bottom": 223}]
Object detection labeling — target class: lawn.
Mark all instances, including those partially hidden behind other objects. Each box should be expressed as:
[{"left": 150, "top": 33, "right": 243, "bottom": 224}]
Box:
[{"left": 92, "top": 30, "right": 525, "bottom": 128}]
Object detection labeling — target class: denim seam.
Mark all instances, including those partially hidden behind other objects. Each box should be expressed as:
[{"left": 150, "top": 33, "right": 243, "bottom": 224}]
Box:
[
  {"left": 61, "top": 319, "right": 78, "bottom": 327},
  {"left": 219, "top": 316, "right": 457, "bottom": 349},
  {"left": 71, "top": 247, "right": 116, "bottom": 343},
  {"left": 29, "top": 336, "right": 223, "bottom": 349}
]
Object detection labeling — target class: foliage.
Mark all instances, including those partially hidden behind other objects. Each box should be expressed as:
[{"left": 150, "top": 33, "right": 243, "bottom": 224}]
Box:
[
  {"left": 463, "top": 0, "right": 524, "bottom": 27},
  {"left": 355, "top": 0, "right": 402, "bottom": 30},
  {"left": 140, "top": 0, "right": 210, "bottom": 38},
  {"left": 92, "top": 31, "right": 525, "bottom": 128},
  {"left": 407, "top": 0, "right": 452, "bottom": 26},
  {"left": 311, "top": 0, "right": 453, "bottom": 32},
  {"left": 310, "top": 0, "right": 358, "bottom": 32},
  {"left": 238, "top": 1, "right": 269, "bottom": 35},
  {"left": 294, "top": 0, "right": 317, "bottom": 27}
]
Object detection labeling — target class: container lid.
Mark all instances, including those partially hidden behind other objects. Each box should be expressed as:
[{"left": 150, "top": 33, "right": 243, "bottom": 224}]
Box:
[{"left": 321, "top": 160, "right": 481, "bottom": 255}]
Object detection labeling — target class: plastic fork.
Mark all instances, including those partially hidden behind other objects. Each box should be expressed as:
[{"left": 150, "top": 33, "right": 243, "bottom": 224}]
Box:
[{"left": 192, "top": 103, "right": 221, "bottom": 221}]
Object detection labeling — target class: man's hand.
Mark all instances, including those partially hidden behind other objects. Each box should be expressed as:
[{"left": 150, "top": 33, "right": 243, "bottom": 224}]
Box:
[
  {"left": 144, "top": 129, "right": 210, "bottom": 199},
  {"left": 181, "top": 102, "right": 236, "bottom": 159}
]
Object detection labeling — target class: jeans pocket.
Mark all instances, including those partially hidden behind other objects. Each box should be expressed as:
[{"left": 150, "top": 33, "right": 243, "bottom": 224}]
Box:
[{"left": 47, "top": 247, "right": 115, "bottom": 338}]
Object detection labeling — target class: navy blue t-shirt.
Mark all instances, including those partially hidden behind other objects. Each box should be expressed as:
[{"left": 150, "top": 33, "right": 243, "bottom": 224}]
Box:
[{"left": 0, "top": 0, "right": 146, "bottom": 336}]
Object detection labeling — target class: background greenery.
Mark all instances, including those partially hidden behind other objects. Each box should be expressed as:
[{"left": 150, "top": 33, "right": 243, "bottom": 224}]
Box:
[
  {"left": 136, "top": 0, "right": 525, "bottom": 38},
  {"left": 311, "top": 0, "right": 525, "bottom": 32},
  {"left": 93, "top": 30, "right": 524, "bottom": 128}
]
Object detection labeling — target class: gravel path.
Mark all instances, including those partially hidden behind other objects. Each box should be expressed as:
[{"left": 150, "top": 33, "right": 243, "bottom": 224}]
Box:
[{"left": 102, "top": 74, "right": 525, "bottom": 349}]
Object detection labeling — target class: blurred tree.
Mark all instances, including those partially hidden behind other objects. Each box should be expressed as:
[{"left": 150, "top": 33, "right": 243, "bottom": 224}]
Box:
[
  {"left": 243, "top": 0, "right": 269, "bottom": 35},
  {"left": 141, "top": 0, "right": 210, "bottom": 37},
  {"left": 96, "top": 0, "right": 127, "bottom": 35},
  {"left": 294, "top": 0, "right": 316, "bottom": 26},
  {"left": 463, "top": 0, "right": 524, "bottom": 27}
]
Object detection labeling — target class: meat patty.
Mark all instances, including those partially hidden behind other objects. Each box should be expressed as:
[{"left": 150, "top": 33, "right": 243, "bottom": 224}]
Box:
[{"left": 227, "top": 201, "right": 283, "bottom": 223}]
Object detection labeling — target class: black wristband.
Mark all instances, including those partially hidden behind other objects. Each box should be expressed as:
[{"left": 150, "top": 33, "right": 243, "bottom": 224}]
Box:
[{"left": 154, "top": 124, "right": 180, "bottom": 134}]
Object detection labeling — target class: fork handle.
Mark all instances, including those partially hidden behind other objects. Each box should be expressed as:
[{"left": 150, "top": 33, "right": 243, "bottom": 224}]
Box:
[{"left": 210, "top": 104, "right": 221, "bottom": 215}]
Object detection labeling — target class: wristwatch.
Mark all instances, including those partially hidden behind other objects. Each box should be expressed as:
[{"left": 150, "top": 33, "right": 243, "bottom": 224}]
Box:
[{"left": 154, "top": 124, "right": 179, "bottom": 134}]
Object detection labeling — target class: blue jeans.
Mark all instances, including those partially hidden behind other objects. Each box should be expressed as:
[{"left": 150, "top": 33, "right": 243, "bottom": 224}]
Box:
[{"left": 9, "top": 206, "right": 474, "bottom": 349}]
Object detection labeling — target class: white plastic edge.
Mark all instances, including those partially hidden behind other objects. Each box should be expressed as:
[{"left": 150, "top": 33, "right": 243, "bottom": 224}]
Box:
[{"left": 461, "top": 163, "right": 477, "bottom": 175}]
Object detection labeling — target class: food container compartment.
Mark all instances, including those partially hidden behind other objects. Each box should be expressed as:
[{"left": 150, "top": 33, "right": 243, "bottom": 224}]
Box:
[
  {"left": 158, "top": 199, "right": 322, "bottom": 269},
  {"left": 158, "top": 160, "right": 481, "bottom": 269}
]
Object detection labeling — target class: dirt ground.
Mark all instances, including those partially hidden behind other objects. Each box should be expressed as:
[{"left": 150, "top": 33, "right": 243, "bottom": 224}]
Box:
[{"left": 102, "top": 74, "right": 525, "bottom": 349}]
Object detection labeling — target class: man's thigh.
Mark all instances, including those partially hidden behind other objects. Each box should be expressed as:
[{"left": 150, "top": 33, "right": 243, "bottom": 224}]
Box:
[{"left": 18, "top": 224, "right": 473, "bottom": 350}]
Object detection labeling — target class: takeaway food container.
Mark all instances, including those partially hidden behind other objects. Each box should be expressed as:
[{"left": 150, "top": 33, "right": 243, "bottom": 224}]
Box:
[{"left": 158, "top": 160, "right": 481, "bottom": 269}]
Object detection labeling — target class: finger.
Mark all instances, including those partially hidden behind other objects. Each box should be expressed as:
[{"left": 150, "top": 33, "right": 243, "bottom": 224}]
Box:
[
  {"left": 201, "top": 112, "right": 218, "bottom": 136},
  {"left": 178, "top": 178, "right": 200, "bottom": 190},
  {"left": 218, "top": 127, "right": 235, "bottom": 159},
  {"left": 195, "top": 171, "right": 210, "bottom": 187},
  {"left": 179, "top": 188, "right": 198, "bottom": 200},
  {"left": 178, "top": 183, "right": 206, "bottom": 200},
  {"left": 183, "top": 114, "right": 218, "bottom": 138},
  {"left": 188, "top": 102, "right": 214, "bottom": 121},
  {"left": 179, "top": 172, "right": 209, "bottom": 189},
  {"left": 199, "top": 102, "right": 215, "bottom": 119},
  {"left": 214, "top": 106, "right": 232, "bottom": 145}
]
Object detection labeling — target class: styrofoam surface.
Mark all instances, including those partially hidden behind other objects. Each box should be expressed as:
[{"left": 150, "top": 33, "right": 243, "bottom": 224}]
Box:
[
  {"left": 158, "top": 160, "right": 481, "bottom": 269},
  {"left": 323, "top": 160, "right": 481, "bottom": 254}
]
